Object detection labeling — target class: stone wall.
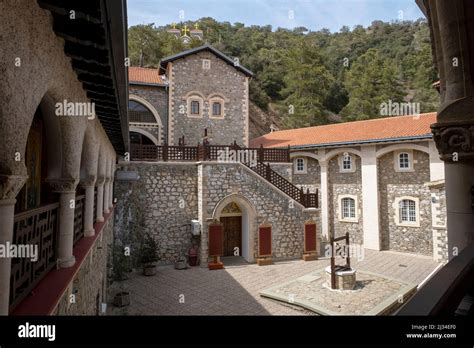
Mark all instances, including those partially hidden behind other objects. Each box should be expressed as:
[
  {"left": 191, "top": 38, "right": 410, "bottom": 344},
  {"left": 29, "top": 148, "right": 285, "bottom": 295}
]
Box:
[
  {"left": 54, "top": 214, "right": 114, "bottom": 315},
  {"left": 269, "top": 162, "right": 292, "bottom": 180},
  {"left": 378, "top": 150, "right": 432, "bottom": 255},
  {"left": 428, "top": 183, "right": 448, "bottom": 261},
  {"left": 169, "top": 51, "right": 248, "bottom": 146},
  {"left": 327, "top": 155, "right": 363, "bottom": 245},
  {"left": 129, "top": 85, "right": 168, "bottom": 144},
  {"left": 292, "top": 157, "right": 321, "bottom": 193},
  {"left": 199, "top": 162, "right": 320, "bottom": 261},
  {"left": 114, "top": 162, "right": 198, "bottom": 263}
]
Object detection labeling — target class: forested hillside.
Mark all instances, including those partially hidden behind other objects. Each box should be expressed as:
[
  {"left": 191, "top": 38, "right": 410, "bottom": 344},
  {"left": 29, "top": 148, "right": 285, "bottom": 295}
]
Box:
[{"left": 128, "top": 18, "right": 439, "bottom": 133}]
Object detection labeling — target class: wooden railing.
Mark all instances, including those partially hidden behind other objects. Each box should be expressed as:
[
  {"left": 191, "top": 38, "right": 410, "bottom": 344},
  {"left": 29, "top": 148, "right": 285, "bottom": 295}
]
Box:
[
  {"left": 130, "top": 142, "right": 290, "bottom": 163},
  {"left": 73, "top": 195, "right": 85, "bottom": 245},
  {"left": 130, "top": 142, "right": 317, "bottom": 208},
  {"left": 129, "top": 110, "right": 156, "bottom": 123},
  {"left": 10, "top": 203, "right": 60, "bottom": 310},
  {"left": 245, "top": 162, "right": 319, "bottom": 208}
]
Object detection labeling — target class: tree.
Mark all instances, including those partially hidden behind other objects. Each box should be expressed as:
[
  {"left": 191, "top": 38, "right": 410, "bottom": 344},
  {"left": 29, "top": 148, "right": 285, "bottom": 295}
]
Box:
[
  {"left": 281, "top": 42, "right": 335, "bottom": 128},
  {"left": 341, "top": 48, "right": 405, "bottom": 120}
]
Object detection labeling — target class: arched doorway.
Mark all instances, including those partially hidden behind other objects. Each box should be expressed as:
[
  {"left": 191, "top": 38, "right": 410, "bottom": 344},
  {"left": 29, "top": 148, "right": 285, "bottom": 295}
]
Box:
[
  {"left": 220, "top": 202, "right": 242, "bottom": 257},
  {"left": 212, "top": 194, "right": 257, "bottom": 262}
]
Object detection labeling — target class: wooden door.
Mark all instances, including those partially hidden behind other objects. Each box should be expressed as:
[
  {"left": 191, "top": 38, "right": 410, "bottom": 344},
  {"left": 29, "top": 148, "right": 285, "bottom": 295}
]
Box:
[{"left": 222, "top": 216, "right": 242, "bottom": 256}]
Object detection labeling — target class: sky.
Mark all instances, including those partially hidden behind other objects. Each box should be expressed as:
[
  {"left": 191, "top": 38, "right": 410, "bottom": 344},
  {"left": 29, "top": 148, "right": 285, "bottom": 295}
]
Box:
[{"left": 127, "top": 0, "right": 425, "bottom": 32}]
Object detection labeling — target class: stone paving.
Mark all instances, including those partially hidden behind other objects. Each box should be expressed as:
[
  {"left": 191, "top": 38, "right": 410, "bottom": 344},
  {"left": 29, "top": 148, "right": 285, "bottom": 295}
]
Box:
[
  {"left": 260, "top": 269, "right": 416, "bottom": 315},
  {"left": 109, "top": 249, "right": 439, "bottom": 316}
]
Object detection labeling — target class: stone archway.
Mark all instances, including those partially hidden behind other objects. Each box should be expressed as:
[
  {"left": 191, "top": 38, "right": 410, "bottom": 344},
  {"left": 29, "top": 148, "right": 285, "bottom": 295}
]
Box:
[{"left": 212, "top": 194, "right": 257, "bottom": 262}]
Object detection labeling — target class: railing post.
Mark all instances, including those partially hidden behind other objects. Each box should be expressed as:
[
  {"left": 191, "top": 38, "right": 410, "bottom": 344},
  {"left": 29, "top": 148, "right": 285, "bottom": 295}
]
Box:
[
  {"left": 259, "top": 144, "right": 264, "bottom": 163},
  {"left": 265, "top": 163, "right": 271, "bottom": 181},
  {"left": 163, "top": 142, "right": 168, "bottom": 162},
  {"left": 300, "top": 187, "right": 305, "bottom": 206},
  {"left": 197, "top": 143, "right": 201, "bottom": 161},
  {"left": 287, "top": 145, "right": 291, "bottom": 162},
  {"left": 346, "top": 232, "right": 351, "bottom": 268}
]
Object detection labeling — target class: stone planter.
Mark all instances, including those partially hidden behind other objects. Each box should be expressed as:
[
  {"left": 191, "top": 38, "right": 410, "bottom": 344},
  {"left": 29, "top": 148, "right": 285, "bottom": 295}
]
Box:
[
  {"left": 143, "top": 264, "right": 157, "bottom": 276},
  {"left": 174, "top": 259, "right": 187, "bottom": 270},
  {"left": 113, "top": 291, "right": 130, "bottom": 307}
]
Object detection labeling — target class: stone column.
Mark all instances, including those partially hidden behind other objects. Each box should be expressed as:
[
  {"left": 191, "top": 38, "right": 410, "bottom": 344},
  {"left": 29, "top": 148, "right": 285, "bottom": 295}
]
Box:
[
  {"left": 96, "top": 177, "right": 105, "bottom": 223},
  {"left": 109, "top": 179, "right": 114, "bottom": 209},
  {"left": 424, "top": 0, "right": 474, "bottom": 260},
  {"left": 103, "top": 178, "right": 110, "bottom": 215},
  {"left": 80, "top": 178, "right": 96, "bottom": 237},
  {"left": 319, "top": 161, "right": 329, "bottom": 240},
  {"left": 361, "top": 146, "right": 381, "bottom": 250},
  {"left": 443, "top": 162, "right": 474, "bottom": 259},
  {"left": 0, "top": 174, "right": 27, "bottom": 315},
  {"left": 48, "top": 179, "right": 77, "bottom": 268}
]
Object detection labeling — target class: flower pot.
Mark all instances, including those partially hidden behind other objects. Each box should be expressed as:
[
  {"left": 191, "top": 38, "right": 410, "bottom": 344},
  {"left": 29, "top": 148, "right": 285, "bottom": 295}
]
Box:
[
  {"left": 174, "top": 259, "right": 187, "bottom": 270},
  {"left": 113, "top": 291, "right": 130, "bottom": 307},
  {"left": 143, "top": 264, "right": 157, "bottom": 276}
]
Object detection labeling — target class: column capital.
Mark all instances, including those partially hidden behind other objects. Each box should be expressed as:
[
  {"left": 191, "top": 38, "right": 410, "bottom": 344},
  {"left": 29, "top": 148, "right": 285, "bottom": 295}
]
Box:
[
  {"left": 46, "top": 178, "right": 78, "bottom": 193},
  {"left": 431, "top": 120, "right": 474, "bottom": 162},
  {"left": 0, "top": 174, "right": 28, "bottom": 200},
  {"left": 104, "top": 177, "right": 111, "bottom": 183},
  {"left": 96, "top": 176, "right": 106, "bottom": 185},
  {"left": 79, "top": 176, "right": 96, "bottom": 188}
]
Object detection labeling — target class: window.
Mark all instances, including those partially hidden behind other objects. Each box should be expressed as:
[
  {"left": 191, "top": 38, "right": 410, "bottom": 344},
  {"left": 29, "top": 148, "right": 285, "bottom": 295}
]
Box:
[
  {"left": 339, "top": 153, "right": 356, "bottom": 173},
  {"left": 202, "top": 59, "right": 210, "bottom": 70},
  {"left": 341, "top": 197, "right": 356, "bottom": 219},
  {"left": 399, "top": 152, "right": 410, "bottom": 169},
  {"left": 185, "top": 94, "right": 204, "bottom": 118},
  {"left": 208, "top": 95, "right": 226, "bottom": 119},
  {"left": 190, "top": 101, "right": 200, "bottom": 115},
  {"left": 394, "top": 196, "right": 419, "bottom": 227},
  {"left": 212, "top": 102, "right": 222, "bottom": 117},
  {"left": 394, "top": 150, "right": 413, "bottom": 171},
  {"left": 294, "top": 158, "right": 306, "bottom": 174},
  {"left": 338, "top": 195, "right": 358, "bottom": 222},
  {"left": 399, "top": 199, "right": 416, "bottom": 223},
  {"left": 342, "top": 154, "right": 352, "bottom": 171}
]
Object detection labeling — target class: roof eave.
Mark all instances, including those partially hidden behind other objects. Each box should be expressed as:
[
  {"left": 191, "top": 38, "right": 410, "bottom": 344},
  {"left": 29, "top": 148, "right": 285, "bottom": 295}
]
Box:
[
  {"left": 262, "top": 135, "right": 433, "bottom": 150},
  {"left": 160, "top": 45, "right": 254, "bottom": 77},
  {"left": 130, "top": 81, "right": 167, "bottom": 87}
]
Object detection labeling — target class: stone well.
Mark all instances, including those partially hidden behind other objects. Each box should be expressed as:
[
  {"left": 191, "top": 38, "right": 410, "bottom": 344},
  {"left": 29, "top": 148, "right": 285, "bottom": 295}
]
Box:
[{"left": 325, "top": 266, "right": 356, "bottom": 290}]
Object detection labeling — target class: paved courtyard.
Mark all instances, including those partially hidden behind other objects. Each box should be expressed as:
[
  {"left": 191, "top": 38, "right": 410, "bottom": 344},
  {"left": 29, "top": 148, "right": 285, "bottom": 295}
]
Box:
[{"left": 109, "top": 249, "right": 440, "bottom": 316}]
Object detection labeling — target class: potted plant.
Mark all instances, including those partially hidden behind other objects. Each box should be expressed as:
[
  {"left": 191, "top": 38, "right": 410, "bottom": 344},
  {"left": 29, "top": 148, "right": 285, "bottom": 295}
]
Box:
[{"left": 140, "top": 233, "right": 159, "bottom": 276}]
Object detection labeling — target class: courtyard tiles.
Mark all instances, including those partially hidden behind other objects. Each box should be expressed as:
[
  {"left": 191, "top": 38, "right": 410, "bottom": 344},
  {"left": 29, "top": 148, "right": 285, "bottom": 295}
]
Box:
[
  {"left": 260, "top": 269, "right": 417, "bottom": 315},
  {"left": 109, "top": 249, "right": 439, "bottom": 316}
]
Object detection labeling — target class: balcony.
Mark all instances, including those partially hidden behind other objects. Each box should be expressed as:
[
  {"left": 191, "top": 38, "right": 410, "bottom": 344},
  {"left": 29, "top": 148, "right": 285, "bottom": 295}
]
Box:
[
  {"left": 129, "top": 142, "right": 318, "bottom": 208},
  {"left": 9, "top": 191, "right": 93, "bottom": 312}
]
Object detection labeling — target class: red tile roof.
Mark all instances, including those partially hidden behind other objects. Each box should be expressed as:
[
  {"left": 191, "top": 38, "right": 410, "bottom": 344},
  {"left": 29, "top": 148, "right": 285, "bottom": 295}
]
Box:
[
  {"left": 129, "top": 67, "right": 166, "bottom": 85},
  {"left": 250, "top": 113, "right": 437, "bottom": 148}
]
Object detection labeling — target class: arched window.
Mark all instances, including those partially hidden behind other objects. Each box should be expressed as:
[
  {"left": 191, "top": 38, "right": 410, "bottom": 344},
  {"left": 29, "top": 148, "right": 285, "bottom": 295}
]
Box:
[
  {"left": 294, "top": 157, "right": 306, "bottom": 174},
  {"left": 342, "top": 154, "right": 352, "bottom": 171},
  {"left": 341, "top": 197, "right": 356, "bottom": 219},
  {"left": 399, "top": 152, "right": 410, "bottom": 169},
  {"left": 128, "top": 100, "right": 157, "bottom": 123},
  {"left": 399, "top": 199, "right": 416, "bottom": 223}
]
